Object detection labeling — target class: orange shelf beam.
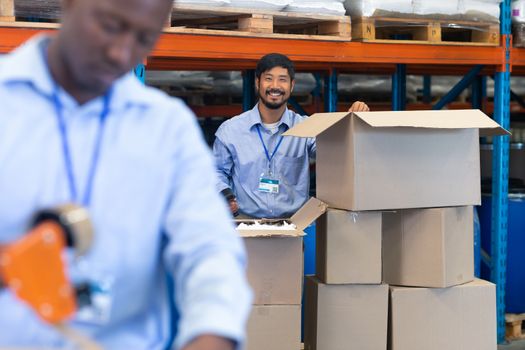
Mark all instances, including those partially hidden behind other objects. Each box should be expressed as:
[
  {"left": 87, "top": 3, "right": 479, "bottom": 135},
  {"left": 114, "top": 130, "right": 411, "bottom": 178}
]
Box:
[
  {"left": 0, "top": 23, "right": 506, "bottom": 71},
  {"left": 152, "top": 33, "right": 504, "bottom": 69}
]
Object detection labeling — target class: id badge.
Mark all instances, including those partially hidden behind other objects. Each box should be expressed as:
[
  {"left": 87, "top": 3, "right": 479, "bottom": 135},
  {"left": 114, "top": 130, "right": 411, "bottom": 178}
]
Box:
[
  {"left": 75, "top": 277, "right": 114, "bottom": 325},
  {"left": 70, "top": 256, "right": 115, "bottom": 325},
  {"left": 259, "top": 177, "right": 280, "bottom": 194}
]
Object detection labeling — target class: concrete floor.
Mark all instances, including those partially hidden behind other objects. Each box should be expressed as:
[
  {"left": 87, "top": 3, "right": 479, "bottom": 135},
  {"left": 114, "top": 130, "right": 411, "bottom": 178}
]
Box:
[{"left": 500, "top": 339, "right": 525, "bottom": 350}]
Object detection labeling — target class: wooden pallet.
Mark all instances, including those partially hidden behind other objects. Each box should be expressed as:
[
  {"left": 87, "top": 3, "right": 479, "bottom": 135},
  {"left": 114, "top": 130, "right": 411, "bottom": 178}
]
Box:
[
  {"left": 0, "top": 0, "right": 14, "bottom": 21},
  {"left": 352, "top": 16, "right": 499, "bottom": 46},
  {"left": 167, "top": 4, "right": 351, "bottom": 41},
  {"left": 0, "top": 0, "right": 351, "bottom": 41},
  {"left": 506, "top": 313, "right": 525, "bottom": 341},
  {"left": 0, "top": 0, "right": 59, "bottom": 22}
]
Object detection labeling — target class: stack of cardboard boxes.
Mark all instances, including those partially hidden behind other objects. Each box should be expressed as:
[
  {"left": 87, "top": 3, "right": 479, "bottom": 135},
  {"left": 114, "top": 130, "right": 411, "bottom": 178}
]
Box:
[
  {"left": 238, "top": 199, "right": 327, "bottom": 350},
  {"left": 284, "top": 109, "right": 505, "bottom": 350}
]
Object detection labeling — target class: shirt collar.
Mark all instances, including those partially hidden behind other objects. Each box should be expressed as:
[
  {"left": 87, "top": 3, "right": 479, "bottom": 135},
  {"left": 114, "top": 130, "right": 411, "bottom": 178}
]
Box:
[
  {"left": 0, "top": 34, "right": 153, "bottom": 109},
  {"left": 248, "top": 103, "right": 292, "bottom": 130}
]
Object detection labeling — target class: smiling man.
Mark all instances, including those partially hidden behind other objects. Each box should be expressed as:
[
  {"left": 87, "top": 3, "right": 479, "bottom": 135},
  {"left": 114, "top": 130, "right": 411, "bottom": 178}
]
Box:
[
  {"left": 213, "top": 53, "right": 369, "bottom": 219},
  {"left": 0, "top": 0, "right": 251, "bottom": 349}
]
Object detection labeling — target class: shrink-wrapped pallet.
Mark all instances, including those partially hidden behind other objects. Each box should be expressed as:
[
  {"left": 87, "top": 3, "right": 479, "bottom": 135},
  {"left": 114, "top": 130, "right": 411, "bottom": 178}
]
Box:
[
  {"left": 285, "top": 0, "right": 346, "bottom": 16},
  {"left": 344, "top": 0, "right": 415, "bottom": 17}
]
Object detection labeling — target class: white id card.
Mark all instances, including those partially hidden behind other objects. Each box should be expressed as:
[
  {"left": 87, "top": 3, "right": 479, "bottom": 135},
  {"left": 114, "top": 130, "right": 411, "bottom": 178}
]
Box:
[
  {"left": 259, "top": 177, "right": 280, "bottom": 194},
  {"left": 75, "top": 277, "right": 114, "bottom": 325}
]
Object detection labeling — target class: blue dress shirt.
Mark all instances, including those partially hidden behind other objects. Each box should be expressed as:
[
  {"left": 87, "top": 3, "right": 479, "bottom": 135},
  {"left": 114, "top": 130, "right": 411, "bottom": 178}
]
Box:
[
  {"left": 0, "top": 35, "right": 252, "bottom": 349},
  {"left": 213, "top": 105, "right": 315, "bottom": 218}
]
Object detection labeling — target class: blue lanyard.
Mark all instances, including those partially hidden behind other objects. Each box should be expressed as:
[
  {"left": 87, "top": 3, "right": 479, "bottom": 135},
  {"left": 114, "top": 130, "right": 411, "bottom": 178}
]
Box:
[
  {"left": 256, "top": 124, "right": 284, "bottom": 165},
  {"left": 53, "top": 88, "right": 112, "bottom": 206}
]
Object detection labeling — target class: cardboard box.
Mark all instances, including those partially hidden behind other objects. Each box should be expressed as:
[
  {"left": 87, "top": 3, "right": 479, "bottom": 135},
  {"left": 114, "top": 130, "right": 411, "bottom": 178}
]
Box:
[
  {"left": 316, "top": 208, "right": 382, "bottom": 284},
  {"left": 284, "top": 110, "right": 507, "bottom": 211},
  {"left": 246, "top": 305, "right": 301, "bottom": 350},
  {"left": 389, "top": 279, "right": 496, "bottom": 350},
  {"left": 383, "top": 206, "right": 474, "bottom": 288},
  {"left": 237, "top": 198, "right": 327, "bottom": 305},
  {"left": 304, "top": 276, "right": 388, "bottom": 350}
]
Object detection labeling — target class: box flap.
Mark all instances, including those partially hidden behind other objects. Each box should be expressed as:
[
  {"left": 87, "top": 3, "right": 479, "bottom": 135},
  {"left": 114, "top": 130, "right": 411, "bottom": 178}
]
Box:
[
  {"left": 235, "top": 219, "right": 305, "bottom": 238},
  {"left": 291, "top": 197, "right": 328, "bottom": 231},
  {"left": 354, "top": 110, "right": 509, "bottom": 136},
  {"left": 237, "top": 229, "right": 303, "bottom": 238},
  {"left": 282, "top": 112, "right": 349, "bottom": 137}
]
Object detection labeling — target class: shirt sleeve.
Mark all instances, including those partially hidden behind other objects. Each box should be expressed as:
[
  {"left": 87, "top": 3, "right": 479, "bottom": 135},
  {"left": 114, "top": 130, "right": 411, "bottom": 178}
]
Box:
[
  {"left": 308, "top": 137, "right": 316, "bottom": 159},
  {"left": 162, "top": 102, "right": 252, "bottom": 350},
  {"left": 212, "top": 129, "right": 235, "bottom": 193}
]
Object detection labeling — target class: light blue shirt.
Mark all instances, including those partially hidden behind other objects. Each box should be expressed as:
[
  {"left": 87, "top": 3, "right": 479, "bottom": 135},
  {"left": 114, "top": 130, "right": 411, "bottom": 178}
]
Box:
[
  {"left": 0, "top": 35, "right": 252, "bottom": 349},
  {"left": 213, "top": 105, "right": 315, "bottom": 218}
]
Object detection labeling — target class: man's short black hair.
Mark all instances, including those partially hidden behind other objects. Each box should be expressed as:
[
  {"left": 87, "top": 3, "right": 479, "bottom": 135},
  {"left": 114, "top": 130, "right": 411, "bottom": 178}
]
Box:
[{"left": 255, "top": 53, "right": 295, "bottom": 81}]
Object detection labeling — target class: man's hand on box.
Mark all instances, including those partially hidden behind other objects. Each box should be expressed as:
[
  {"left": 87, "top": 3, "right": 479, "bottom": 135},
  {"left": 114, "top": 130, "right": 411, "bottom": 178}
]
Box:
[
  {"left": 183, "top": 335, "right": 235, "bottom": 350},
  {"left": 348, "top": 101, "right": 370, "bottom": 112}
]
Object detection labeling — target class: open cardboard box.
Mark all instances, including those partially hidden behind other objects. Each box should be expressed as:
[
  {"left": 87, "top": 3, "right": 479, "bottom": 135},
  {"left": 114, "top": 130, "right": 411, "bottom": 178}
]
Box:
[
  {"left": 236, "top": 197, "right": 328, "bottom": 305},
  {"left": 284, "top": 109, "right": 508, "bottom": 211}
]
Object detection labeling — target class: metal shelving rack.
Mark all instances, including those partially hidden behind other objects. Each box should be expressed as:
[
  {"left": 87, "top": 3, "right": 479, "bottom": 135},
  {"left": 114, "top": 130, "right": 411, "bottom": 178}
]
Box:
[{"left": 0, "top": 1, "right": 514, "bottom": 342}]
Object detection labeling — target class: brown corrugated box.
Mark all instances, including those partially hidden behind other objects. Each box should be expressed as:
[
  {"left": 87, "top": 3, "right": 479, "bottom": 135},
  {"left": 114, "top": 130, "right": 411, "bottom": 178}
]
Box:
[
  {"left": 237, "top": 198, "right": 327, "bottom": 305},
  {"left": 246, "top": 305, "right": 301, "bottom": 350},
  {"left": 383, "top": 206, "right": 474, "bottom": 288},
  {"left": 304, "top": 276, "right": 388, "bottom": 350},
  {"left": 284, "top": 109, "right": 507, "bottom": 211},
  {"left": 316, "top": 208, "right": 382, "bottom": 284},
  {"left": 389, "top": 279, "right": 496, "bottom": 350}
]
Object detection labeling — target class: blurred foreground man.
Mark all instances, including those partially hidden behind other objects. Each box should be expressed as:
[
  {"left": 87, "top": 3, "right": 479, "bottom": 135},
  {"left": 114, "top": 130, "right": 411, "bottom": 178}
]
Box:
[{"left": 0, "top": 0, "right": 251, "bottom": 349}]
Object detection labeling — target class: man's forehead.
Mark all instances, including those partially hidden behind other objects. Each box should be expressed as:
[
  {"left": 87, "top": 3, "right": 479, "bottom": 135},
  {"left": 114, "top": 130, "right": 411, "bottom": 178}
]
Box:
[{"left": 262, "top": 67, "right": 290, "bottom": 77}]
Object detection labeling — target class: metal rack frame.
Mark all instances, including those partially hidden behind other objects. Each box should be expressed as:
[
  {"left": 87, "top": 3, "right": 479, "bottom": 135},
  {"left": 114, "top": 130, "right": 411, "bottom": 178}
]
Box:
[{"left": 0, "top": 1, "right": 515, "bottom": 342}]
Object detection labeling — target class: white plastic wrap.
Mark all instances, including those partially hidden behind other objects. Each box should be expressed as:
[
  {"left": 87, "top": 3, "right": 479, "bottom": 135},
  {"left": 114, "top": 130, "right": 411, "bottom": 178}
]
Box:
[
  {"left": 146, "top": 71, "right": 214, "bottom": 90},
  {"left": 462, "top": 0, "right": 502, "bottom": 22},
  {"left": 227, "top": 0, "right": 291, "bottom": 11},
  {"left": 212, "top": 78, "right": 243, "bottom": 95},
  {"left": 337, "top": 75, "right": 418, "bottom": 102},
  {"left": 413, "top": 1, "right": 461, "bottom": 17},
  {"left": 344, "top": 0, "right": 414, "bottom": 18},
  {"left": 285, "top": 1, "right": 346, "bottom": 16},
  {"left": 293, "top": 73, "right": 318, "bottom": 94},
  {"left": 487, "top": 76, "right": 525, "bottom": 97},
  {"left": 513, "top": 0, "right": 525, "bottom": 23},
  {"left": 419, "top": 76, "right": 469, "bottom": 100},
  {"left": 209, "top": 71, "right": 241, "bottom": 80},
  {"left": 174, "top": 0, "right": 230, "bottom": 6}
]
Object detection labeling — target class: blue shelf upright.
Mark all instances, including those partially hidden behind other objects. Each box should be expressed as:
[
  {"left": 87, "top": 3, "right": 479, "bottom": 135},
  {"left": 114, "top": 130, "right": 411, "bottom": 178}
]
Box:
[
  {"left": 491, "top": 0, "right": 511, "bottom": 343},
  {"left": 392, "top": 64, "right": 407, "bottom": 111},
  {"left": 242, "top": 69, "right": 256, "bottom": 112},
  {"left": 324, "top": 69, "right": 338, "bottom": 112}
]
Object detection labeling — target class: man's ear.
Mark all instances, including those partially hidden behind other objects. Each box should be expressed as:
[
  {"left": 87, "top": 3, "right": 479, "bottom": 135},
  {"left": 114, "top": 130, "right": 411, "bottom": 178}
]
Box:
[{"left": 291, "top": 80, "right": 295, "bottom": 93}]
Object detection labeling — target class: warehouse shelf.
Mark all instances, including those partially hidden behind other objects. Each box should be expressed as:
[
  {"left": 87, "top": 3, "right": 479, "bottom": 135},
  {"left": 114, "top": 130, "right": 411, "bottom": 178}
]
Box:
[
  {"left": 0, "top": 22, "right": 508, "bottom": 69},
  {"left": 0, "top": 1, "right": 514, "bottom": 343}
]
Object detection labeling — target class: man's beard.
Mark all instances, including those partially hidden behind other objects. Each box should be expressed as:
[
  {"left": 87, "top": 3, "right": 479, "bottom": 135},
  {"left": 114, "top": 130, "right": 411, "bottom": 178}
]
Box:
[{"left": 259, "top": 88, "right": 289, "bottom": 110}]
